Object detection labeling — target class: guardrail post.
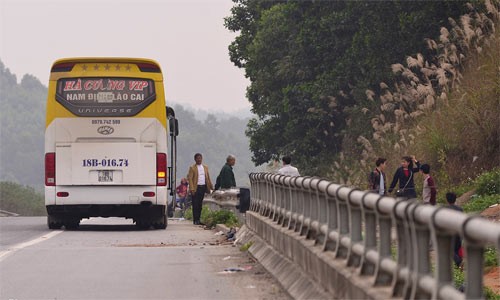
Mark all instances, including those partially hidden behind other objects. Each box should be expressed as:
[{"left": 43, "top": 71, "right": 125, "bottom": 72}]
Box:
[
  {"left": 392, "top": 200, "right": 412, "bottom": 298},
  {"left": 274, "top": 175, "right": 283, "bottom": 224},
  {"left": 465, "top": 243, "right": 484, "bottom": 299},
  {"left": 281, "top": 176, "right": 292, "bottom": 228},
  {"left": 313, "top": 179, "right": 328, "bottom": 245},
  {"left": 299, "top": 177, "right": 312, "bottom": 237},
  {"left": 374, "top": 197, "right": 393, "bottom": 286},
  {"left": 335, "top": 186, "right": 350, "bottom": 259},
  {"left": 430, "top": 207, "right": 455, "bottom": 298},
  {"left": 359, "top": 194, "right": 379, "bottom": 276},
  {"left": 346, "top": 189, "right": 363, "bottom": 267},
  {"left": 408, "top": 201, "right": 432, "bottom": 299},
  {"left": 288, "top": 177, "right": 299, "bottom": 230},
  {"left": 323, "top": 184, "right": 339, "bottom": 252},
  {"left": 463, "top": 216, "right": 487, "bottom": 300}
]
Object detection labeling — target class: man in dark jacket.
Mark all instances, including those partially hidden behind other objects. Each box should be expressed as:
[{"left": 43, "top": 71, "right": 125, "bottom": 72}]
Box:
[
  {"left": 369, "top": 158, "right": 387, "bottom": 195},
  {"left": 216, "top": 155, "right": 236, "bottom": 189}
]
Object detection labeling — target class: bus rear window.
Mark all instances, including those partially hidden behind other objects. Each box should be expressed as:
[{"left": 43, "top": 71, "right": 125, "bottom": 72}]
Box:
[{"left": 55, "top": 77, "right": 156, "bottom": 117}]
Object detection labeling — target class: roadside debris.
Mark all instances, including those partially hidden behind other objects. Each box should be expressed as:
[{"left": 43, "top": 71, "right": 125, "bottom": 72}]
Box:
[{"left": 218, "top": 266, "right": 253, "bottom": 274}]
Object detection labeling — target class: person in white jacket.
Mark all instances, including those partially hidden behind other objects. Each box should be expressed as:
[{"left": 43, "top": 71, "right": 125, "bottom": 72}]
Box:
[{"left": 278, "top": 156, "right": 300, "bottom": 176}]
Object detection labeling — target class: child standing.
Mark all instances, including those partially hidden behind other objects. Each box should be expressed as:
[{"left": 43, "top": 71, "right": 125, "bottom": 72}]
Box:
[{"left": 420, "top": 164, "right": 437, "bottom": 205}]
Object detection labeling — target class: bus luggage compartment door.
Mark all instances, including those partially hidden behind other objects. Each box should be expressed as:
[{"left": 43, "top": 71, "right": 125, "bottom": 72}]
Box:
[{"left": 56, "top": 142, "right": 157, "bottom": 185}]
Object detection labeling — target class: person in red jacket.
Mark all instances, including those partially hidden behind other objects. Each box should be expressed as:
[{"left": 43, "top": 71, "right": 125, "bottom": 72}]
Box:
[{"left": 420, "top": 164, "right": 437, "bottom": 205}]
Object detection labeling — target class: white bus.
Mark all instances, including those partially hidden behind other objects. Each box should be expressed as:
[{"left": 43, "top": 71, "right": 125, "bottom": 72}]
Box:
[{"left": 45, "top": 57, "right": 178, "bottom": 229}]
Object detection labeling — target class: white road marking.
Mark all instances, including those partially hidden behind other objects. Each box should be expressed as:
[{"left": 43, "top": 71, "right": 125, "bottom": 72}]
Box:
[{"left": 0, "top": 230, "right": 63, "bottom": 262}]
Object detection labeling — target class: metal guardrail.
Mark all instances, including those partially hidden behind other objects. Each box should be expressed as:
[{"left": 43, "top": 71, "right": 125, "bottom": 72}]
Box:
[{"left": 249, "top": 173, "right": 500, "bottom": 300}]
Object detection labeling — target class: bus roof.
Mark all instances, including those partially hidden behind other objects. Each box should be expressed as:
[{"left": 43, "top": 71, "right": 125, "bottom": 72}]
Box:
[
  {"left": 51, "top": 57, "right": 161, "bottom": 69},
  {"left": 49, "top": 57, "right": 164, "bottom": 81}
]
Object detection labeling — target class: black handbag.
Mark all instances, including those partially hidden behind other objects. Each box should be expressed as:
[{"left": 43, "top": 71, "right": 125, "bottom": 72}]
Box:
[{"left": 396, "top": 172, "right": 412, "bottom": 197}]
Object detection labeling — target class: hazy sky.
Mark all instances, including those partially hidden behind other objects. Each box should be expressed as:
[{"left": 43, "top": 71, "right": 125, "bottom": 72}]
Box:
[{"left": 0, "top": 0, "right": 251, "bottom": 113}]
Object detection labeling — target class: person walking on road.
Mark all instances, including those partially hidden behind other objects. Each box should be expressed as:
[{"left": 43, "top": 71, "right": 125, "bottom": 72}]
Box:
[
  {"left": 278, "top": 156, "right": 300, "bottom": 176},
  {"left": 216, "top": 155, "right": 236, "bottom": 190},
  {"left": 187, "top": 153, "right": 214, "bottom": 225},
  {"left": 368, "top": 158, "right": 387, "bottom": 195}
]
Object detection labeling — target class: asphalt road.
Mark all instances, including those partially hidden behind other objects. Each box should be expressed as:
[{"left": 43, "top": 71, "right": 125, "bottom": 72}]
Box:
[{"left": 0, "top": 217, "right": 289, "bottom": 300}]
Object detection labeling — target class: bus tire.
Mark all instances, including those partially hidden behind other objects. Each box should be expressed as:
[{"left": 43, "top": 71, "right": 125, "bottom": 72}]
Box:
[
  {"left": 47, "top": 215, "right": 63, "bottom": 230},
  {"left": 153, "top": 214, "right": 167, "bottom": 230},
  {"left": 135, "top": 219, "right": 151, "bottom": 230},
  {"left": 64, "top": 218, "right": 80, "bottom": 230},
  {"left": 167, "top": 203, "right": 174, "bottom": 218}
]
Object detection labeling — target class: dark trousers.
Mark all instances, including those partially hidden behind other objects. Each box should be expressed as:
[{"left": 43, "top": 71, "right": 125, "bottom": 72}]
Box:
[{"left": 192, "top": 185, "right": 207, "bottom": 222}]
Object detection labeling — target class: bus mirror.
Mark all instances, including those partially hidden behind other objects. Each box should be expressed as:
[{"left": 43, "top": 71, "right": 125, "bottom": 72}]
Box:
[{"left": 169, "top": 118, "right": 179, "bottom": 137}]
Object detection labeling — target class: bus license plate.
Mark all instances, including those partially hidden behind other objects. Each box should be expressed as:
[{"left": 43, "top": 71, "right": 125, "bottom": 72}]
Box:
[{"left": 98, "top": 170, "right": 113, "bottom": 182}]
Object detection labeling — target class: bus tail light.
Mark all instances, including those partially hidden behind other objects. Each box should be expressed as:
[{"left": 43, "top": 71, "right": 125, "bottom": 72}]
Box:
[
  {"left": 45, "top": 153, "right": 56, "bottom": 186},
  {"left": 51, "top": 62, "right": 75, "bottom": 72},
  {"left": 157, "top": 153, "right": 167, "bottom": 186},
  {"left": 137, "top": 63, "right": 161, "bottom": 73}
]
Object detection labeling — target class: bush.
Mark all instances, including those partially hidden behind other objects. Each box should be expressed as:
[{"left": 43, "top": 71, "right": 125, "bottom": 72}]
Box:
[
  {"left": 462, "top": 194, "right": 499, "bottom": 213},
  {"left": 203, "top": 209, "right": 239, "bottom": 228},
  {"left": 484, "top": 247, "right": 498, "bottom": 268},
  {"left": 485, "top": 287, "right": 500, "bottom": 300},
  {"left": 0, "top": 181, "right": 46, "bottom": 216},
  {"left": 475, "top": 169, "right": 500, "bottom": 196},
  {"left": 184, "top": 205, "right": 240, "bottom": 228},
  {"left": 183, "top": 205, "right": 210, "bottom": 221}
]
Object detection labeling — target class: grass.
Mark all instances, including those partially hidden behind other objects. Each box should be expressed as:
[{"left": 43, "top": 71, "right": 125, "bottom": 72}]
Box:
[
  {"left": 240, "top": 241, "right": 254, "bottom": 252},
  {"left": 462, "top": 194, "right": 499, "bottom": 213},
  {"left": 184, "top": 205, "right": 240, "bottom": 228}
]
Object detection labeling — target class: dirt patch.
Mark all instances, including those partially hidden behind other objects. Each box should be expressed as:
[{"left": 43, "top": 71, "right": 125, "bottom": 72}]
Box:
[
  {"left": 480, "top": 204, "right": 500, "bottom": 222},
  {"left": 457, "top": 190, "right": 476, "bottom": 206},
  {"left": 484, "top": 266, "right": 500, "bottom": 294}
]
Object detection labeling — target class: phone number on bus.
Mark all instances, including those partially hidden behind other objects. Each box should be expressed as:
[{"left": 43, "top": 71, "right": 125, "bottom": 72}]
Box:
[{"left": 82, "top": 159, "right": 129, "bottom": 167}]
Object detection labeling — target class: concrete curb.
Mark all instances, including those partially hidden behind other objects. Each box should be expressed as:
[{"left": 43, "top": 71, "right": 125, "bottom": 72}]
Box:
[
  {"left": 236, "top": 224, "right": 329, "bottom": 300},
  {"left": 242, "top": 212, "right": 394, "bottom": 300}
]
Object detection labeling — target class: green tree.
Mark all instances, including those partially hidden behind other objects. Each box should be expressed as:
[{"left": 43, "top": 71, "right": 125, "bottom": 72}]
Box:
[{"left": 225, "top": 0, "right": 471, "bottom": 176}]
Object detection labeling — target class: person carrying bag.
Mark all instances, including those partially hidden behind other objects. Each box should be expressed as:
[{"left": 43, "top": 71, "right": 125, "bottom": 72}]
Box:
[{"left": 388, "top": 156, "right": 420, "bottom": 199}]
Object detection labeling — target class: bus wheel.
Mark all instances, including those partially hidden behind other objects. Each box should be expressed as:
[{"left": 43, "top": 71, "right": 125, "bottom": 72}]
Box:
[
  {"left": 47, "top": 215, "right": 63, "bottom": 229},
  {"left": 135, "top": 219, "right": 151, "bottom": 230},
  {"left": 153, "top": 214, "right": 167, "bottom": 230},
  {"left": 64, "top": 219, "right": 80, "bottom": 230},
  {"left": 167, "top": 203, "right": 174, "bottom": 218}
]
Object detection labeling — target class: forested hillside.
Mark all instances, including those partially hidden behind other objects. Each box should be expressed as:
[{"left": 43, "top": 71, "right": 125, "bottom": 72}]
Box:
[
  {"left": 173, "top": 104, "right": 260, "bottom": 187},
  {"left": 0, "top": 61, "right": 46, "bottom": 188},
  {"left": 225, "top": 0, "right": 499, "bottom": 184}
]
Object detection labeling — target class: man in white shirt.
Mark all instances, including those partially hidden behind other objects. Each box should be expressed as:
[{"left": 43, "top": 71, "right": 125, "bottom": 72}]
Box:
[
  {"left": 187, "top": 153, "right": 213, "bottom": 225},
  {"left": 369, "top": 158, "right": 387, "bottom": 195},
  {"left": 278, "top": 156, "right": 300, "bottom": 176}
]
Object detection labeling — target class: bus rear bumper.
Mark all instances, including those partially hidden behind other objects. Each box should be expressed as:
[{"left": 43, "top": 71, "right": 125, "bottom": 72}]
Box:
[
  {"left": 46, "top": 203, "right": 166, "bottom": 219},
  {"left": 45, "top": 185, "right": 168, "bottom": 219}
]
